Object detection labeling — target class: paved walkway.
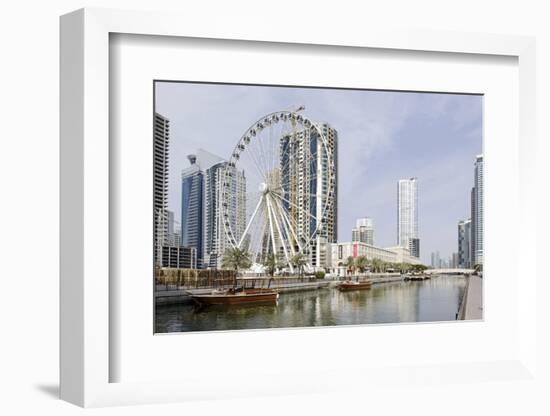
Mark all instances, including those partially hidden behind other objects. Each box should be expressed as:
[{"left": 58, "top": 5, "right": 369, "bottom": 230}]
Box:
[{"left": 460, "top": 274, "right": 483, "bottom": 320}]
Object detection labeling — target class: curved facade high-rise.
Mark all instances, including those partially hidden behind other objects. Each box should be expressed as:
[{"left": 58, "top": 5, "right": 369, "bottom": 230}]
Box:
[{"left": 181, "top": 155, "right": 204, "bottom": 268}]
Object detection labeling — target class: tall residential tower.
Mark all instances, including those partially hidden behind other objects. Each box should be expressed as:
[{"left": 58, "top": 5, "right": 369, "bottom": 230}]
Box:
[
  {"left": 471, "top": 155, "right": 484, "bottom": 266},
  {"left": 180, "top": 150, "right": 246, "bottom": 269},
  {"left": 154, "top": 112, "right": 170, "bottom": 265},
  {"left": 181, "top": 155, "right": 204, "bottom": 268},
  {"left": 352, "top": 217, "right": 374, "bottom": 245},
  {"left": 397, "top": 178, "right": 419, "bottom": 258},
  {"left": 203, "top": 161, "right": 247, "bottom": 269},
  {"left": 279, "top": 122, "right": 338, "bottom": 268},
  {"left": 458, "top": 219, "right": 472, "bottom": 268}
]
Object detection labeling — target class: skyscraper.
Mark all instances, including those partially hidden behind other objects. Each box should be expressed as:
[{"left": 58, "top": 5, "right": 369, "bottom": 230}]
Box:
[
  {"left": 181, "top": 154, "right": 204, "bottom": 268},
  {"left": 320, "top": 123, "right": 338, "bottom": 246},
  {"left": 172, "top": 228, "right": 181, "bottom": 247},
  {"left": 431, "top": 251, "right": 441, "bottom": 268},
  {"left": 397, "top": 178, "right": 419, "bottom": 257},
  {"left": 472, "top": 155, "right": 484, "bottom": 265},
  {"left": 458, "top": 219, "right": 471, "bottom": 268},
  {"left": 352, "top": 217, "right": 374, "bottom": 245},
  {"left": 451, "top": 252, "right": 459, "bottom": 269},
  {"left": 280, "top": 122, "right": 338, "bottom": 268},
  {"left": 203, "top": 161, "right": 246, "bottom": 269},
  {"left": 408, "top": 238, "right": 420, "bottom": 259},
  {"left": 154, "top": 112, "right": 170, "bottom": 266},
  {"left": 470, "top": 187, "right": 476, "bottom": 267},
  {"left": 166, "top": 210, "right": 175, "bottom": 245}
]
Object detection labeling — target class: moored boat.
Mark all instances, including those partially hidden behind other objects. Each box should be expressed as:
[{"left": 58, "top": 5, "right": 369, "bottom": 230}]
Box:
[
  {"left": 337, "top": 280, "right": 372, "bottom": 291},
  {"left": 189, "top": 288, "right": 279, "bottom": 306}
]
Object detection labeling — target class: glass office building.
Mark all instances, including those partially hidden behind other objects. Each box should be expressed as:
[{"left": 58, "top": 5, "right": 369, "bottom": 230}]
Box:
[{"left": 181, "top": 155, "right": 204, "bottom": 268}]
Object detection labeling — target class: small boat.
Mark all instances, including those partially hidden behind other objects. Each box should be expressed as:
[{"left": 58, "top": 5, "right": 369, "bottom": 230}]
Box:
[
  {"left": 189, "top": 288, "right": 279, "bottom": 306},
  {"left": 337, "top": 280, "right": 372, "bottom": 291}
]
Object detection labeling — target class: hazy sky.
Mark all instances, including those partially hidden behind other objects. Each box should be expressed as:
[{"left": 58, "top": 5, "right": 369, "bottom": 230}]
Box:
[{"left": 155, "top": 82, "right": 482, "bottom": 265}]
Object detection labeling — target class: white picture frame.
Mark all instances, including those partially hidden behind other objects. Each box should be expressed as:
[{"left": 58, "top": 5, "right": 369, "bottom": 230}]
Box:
[{"left": 60, "top": 7, "right": 537, "bottom": 407}]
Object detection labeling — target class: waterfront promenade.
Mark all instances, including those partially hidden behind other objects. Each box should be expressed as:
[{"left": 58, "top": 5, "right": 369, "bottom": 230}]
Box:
[
  {"left": 155, "top": 271, "right": 476, "bottom": 309},
  {"left": 156, "top": 273, "right": 409, "bottom": 305},
  {"left": 457, "top": 274, "right": 483, "bottom": 320},
  {"left": 155, "top": 279, "right": 331, "bottom": 305}
]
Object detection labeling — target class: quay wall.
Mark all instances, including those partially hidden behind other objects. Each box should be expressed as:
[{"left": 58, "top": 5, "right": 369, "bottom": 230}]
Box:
[
  {"left": 457, "top": 274, "right": 483, "bottom": 320},
  {"left": 155, "top": 281, "right": 331, "bottom": 306},
  {"left": 155, "top": 273, "right": 448, "bottom": 306}
]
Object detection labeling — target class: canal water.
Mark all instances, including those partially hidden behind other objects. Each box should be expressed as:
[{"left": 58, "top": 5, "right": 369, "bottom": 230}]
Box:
[{"left": 155, "top": 275, "right": 467, "bottom": 333}]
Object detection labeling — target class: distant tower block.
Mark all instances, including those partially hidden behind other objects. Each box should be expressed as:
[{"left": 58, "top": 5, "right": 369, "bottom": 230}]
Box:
[
  {"left": 352, "top": 217, "right": 374, "bottom": 245},
  {"left": 397, "top": 178, "right": 419, "bottom": 257}
]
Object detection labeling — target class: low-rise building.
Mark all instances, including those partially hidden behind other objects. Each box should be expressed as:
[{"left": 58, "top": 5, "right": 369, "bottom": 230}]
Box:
[
  {"left": 160, "top": 245, "right": 197, "bottom": 269},
  {"left": 327, "top": 241, "right": 421, "bottom": 276},
  {"left": 383, "top": 245, "right": 422, "bottom": 264}
]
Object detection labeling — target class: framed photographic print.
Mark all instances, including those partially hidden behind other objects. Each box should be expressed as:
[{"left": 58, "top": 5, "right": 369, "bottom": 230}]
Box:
[
  {"left": 60, "top": 8, "right": 537, "bottom": 407},
  {"left": 152, "top": 80, "right": 483, "bottom": 335}
]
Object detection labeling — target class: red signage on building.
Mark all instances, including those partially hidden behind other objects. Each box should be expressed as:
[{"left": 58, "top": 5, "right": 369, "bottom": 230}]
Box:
[{"left": 353, "top": 242, "right": 357, "bottom": 257}]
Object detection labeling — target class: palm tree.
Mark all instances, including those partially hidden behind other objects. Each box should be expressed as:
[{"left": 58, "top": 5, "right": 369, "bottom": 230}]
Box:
[
  {"left": 221, "top": 247, "right": 252, "bottom": 275},
  {"left": 398, "top": 262, "right": 411, "bottom": 274},
  {"left": 355, "top": 256, "right": 369, "bottom": 274},
  {"left": 345, "top": 256, "right": 355, "bottom": 275},
  {"left": 290, "top": 253, "right": 308, "bottom": 277},
  {"left": 263, "top": 253, "right": 278, "bottom": 277},
  {"left": 371, "top": 258, "right": 382, "bottom": 273},
  {"left": 276, "top": 254, "right": 288, "bottom": 275},
  {"left": 411, "top": 264, "right": 428, "bottom": 273}
]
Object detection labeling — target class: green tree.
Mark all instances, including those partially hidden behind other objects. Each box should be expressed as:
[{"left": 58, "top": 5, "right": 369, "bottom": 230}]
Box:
[
  {"left": 411, "top": 264, "right": 428, "bottom": 273},
  {"left": 263, "top": 253, "right": 278, "bottom": 277},
  {"left": 371, "top": 258, "right": 382, "bottom": 273},
  {"left": 345, "top": 256, "right": 356, "bottom": 275},
  {"left": 315, "top": 270, "right": 326, "bottom": 279},
  {"left": 276, "top": 254, "right": 288, "bottom": 275},
  {"left": 290, "top": 253, "right": 308, "bottom": 277},
  {"left": 398, "top": 262, "right": 411, "bottom": 274},
  {"left": 221, "top": 247, "right": 252, "bottom": 274},
  {"left": 355, "top": 255, "right": 369, "bottom": 274}
]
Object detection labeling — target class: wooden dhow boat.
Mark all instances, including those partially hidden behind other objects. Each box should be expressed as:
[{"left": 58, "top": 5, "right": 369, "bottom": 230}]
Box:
[
  {"left": 189, "top": 288, "right": 279, "bottom": 306},
  {"left": 337, "top": 280, "right": 373, "bottom": 291}
]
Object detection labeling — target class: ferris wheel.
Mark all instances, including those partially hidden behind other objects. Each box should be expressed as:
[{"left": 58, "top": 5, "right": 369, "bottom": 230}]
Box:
[{"left": 220, "top": 108, "right": 335, "bottom": 272}]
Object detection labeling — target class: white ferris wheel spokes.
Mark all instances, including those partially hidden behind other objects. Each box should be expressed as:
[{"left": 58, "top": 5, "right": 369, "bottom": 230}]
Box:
[{"left": 221, "top": 110, "right": 335, "bottom": 272}]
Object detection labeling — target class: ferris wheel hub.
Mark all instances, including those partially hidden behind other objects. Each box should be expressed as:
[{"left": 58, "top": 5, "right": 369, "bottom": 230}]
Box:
[{"left": 259, "top": 182, "right": 268, "bottom": 193}]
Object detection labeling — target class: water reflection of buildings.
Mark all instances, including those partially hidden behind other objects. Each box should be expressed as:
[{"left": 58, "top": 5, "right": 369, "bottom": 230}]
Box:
[
  {"left": 156, "top": 276, "right": 468, "bottom": 332},
  {"left": 393, "top": 283, "right": 420, "bottom": 322}
]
